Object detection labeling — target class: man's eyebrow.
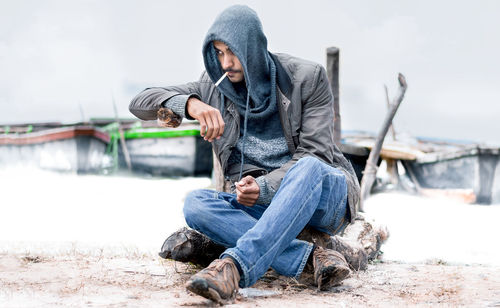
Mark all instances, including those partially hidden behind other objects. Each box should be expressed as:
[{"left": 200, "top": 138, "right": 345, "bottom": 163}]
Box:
[{"left": 214, "top": 45, "right": 231, "bottom": 52}]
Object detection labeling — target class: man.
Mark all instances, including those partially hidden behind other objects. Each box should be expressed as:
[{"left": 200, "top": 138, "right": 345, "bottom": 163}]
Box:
[{"left": 129, "top": 5, "right": 360, "bottom": 303}]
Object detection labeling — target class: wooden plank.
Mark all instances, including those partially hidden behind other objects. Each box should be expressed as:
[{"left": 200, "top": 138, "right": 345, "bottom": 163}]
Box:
[{"left": 351, "top": 140, "right": 423, "bottom": 161}]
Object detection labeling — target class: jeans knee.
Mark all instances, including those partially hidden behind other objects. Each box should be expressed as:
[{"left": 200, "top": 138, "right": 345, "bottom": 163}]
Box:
[
  {"left": 296, "top": 156, "right": 323, "bottom": 172},
  {"left": 183, "top": 189, "right": 210, "bottom": 227}
]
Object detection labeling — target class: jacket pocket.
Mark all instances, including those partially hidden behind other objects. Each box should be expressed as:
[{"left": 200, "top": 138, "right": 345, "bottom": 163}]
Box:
[
  {"left": 292, "top": 133, "right": 299, "bottom": 148},
  {"left": 226, "top": 163, "right": 268, "bottom": 183}
]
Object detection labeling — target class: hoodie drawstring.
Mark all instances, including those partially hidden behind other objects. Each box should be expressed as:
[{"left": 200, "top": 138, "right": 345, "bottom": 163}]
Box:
[
  {"left": 238, "top": 93, "right": 250, "bottom": 181},
  {"left": 219, "top": 90, "right": 248, "bottom": 182}
]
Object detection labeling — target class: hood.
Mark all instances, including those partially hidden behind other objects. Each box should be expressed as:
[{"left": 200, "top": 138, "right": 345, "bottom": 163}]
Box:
[{"left": 202, "top": 5, "right": 276, "bottom": 118}]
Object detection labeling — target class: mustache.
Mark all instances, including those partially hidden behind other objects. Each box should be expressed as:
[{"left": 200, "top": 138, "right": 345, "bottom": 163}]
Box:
[{"left": 223, "top": 69, "right": 242, "bottom": 73}]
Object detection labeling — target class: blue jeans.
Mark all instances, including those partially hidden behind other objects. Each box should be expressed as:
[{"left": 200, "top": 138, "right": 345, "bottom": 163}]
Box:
[{"left": 183, "top": 156, "right": 348, "bottom": 288}]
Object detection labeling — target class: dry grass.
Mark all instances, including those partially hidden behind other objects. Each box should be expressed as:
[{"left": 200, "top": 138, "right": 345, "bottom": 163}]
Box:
[{"left": 1, "top": 252, "right": 500, "bottom": 307}]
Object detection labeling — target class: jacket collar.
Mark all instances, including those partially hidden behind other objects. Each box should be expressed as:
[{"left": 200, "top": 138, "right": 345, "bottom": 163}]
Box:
[{"left": 270, "top": 53, "right": 292, "bottom": 98}]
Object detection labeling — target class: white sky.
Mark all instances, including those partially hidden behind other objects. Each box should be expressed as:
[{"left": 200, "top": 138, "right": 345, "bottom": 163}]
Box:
[{"left": 1, "top": 0, "right": 499, "bottom": 144}]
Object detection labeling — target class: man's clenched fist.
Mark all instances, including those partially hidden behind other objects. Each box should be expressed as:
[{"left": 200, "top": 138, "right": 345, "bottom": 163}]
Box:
[
  {"left": 186, "top": 97, "right": 225, "bottom": 142},
  {"left": 235, "top": 176, "right": 260, "bottom": 206}
]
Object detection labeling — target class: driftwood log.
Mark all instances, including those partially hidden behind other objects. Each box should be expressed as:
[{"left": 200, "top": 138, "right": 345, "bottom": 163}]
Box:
[
  {"left": 359, "top": 74, "right": 407, "bottom": 211},
  {"left": 384, "top": 84, "right": 397, "bottom": 142},
  {"left": 159, "top": 214, "right": 388, "bottom": 272},
  {"left": 297, "top": 214, "right": 389, "bottom": 271}
]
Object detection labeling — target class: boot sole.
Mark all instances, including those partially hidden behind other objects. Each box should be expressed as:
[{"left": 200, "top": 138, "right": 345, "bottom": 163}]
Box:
[
  {"left": 186, "top": 278, "right": 225, "bottom": 303},
  {"left": 318, "top": 264, "right": 351, "bottom": 291}
]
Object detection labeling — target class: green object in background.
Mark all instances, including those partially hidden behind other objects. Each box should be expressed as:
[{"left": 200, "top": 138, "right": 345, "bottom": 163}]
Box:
[
  {"left": 1, "top": 125, "right": 31, "bottom": 134},
  {"left": 100, "top": 122, "right": 120, "bottom": 132},
  {"left": 99, "top": 121, "right": 200, "bottom": 139},
  {"left": 123, "top": 129, "right": 200, "bottom": 139},
  {"left": 101, "top": 121, "right": 200, "bottom": 172},
  {"left": 102, "top": 122, "right": 119, "bottom": 172}
]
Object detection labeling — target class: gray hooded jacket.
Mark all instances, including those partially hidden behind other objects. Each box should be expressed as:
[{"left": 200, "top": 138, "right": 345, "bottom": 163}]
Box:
[{"left": 129, "top": 6, "right": 360, "bottom": 222}]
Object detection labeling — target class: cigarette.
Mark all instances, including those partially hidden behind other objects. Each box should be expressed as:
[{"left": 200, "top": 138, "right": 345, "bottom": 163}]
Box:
[{"left": 215, "top": 72, "right": 228, "bottom": 87}]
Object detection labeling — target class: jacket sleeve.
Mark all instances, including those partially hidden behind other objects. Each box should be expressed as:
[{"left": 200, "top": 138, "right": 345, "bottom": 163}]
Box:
[
  {"left": 256, "top": 65, "right": 336, "bottom": 204},
  {"left": 128, "top": 78, "right": 204, "bottom": 121}
]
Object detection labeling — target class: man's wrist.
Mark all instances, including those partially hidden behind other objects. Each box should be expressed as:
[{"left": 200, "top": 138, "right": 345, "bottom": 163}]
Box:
[
  {"left": 185, "top": 96, "right": 197, "bottom": 119},
  {"left": 162, "top": 94, "right": 200, "bottom": 120},
  {"left": 255, "top": 176, "right": 274, "bottom": 205},
  {"left": 162, "top": 94, "right": 189, "bottom": 119}
]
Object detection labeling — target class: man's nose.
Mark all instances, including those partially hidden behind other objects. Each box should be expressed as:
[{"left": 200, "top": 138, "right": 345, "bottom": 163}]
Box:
[{"left": 222, "top": 55, "right": 233, "bottom": 69}]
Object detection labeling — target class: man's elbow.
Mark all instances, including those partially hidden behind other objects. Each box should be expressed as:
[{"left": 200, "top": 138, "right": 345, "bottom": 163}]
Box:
[
  {"left": 128, "top": 95, "right": 142, "bottom": 119},
  {"left": 128, "top": 91, "right": 155, "bottom": 120}
]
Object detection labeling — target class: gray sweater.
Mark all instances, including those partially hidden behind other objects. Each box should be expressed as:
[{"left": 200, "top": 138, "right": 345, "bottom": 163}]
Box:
[{"left": 163, "top": 93, "right": 291, "bottom": 204}]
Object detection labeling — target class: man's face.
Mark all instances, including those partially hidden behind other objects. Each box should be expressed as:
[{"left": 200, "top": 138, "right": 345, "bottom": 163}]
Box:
[{"left": 213, "top": 40, "right": 244, "bottom": 83}]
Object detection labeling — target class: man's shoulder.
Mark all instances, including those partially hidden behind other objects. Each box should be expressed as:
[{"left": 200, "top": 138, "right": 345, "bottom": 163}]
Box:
[
  {"left": 273, "top": 53, "right": 323, "bottom": 81},
  {"left": 273, "top": 53, "right": 326, "bottom": 100},
  {"left": 198, "top": 71, "right": 212, "bottom": 83}
]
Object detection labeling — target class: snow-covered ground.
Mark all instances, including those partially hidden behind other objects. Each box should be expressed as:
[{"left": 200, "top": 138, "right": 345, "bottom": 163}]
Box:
[
  {"left": 0, "top": 168, "right": 210, "bottom": 256},
  {"left": 1, "top": 168, "right": 499, "bottom": 266},
  {"left": 364, "top": 192, "right": 500, "bottom": 266}
]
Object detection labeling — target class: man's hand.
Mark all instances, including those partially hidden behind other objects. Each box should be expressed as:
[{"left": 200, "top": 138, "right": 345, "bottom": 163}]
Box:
[
  {"left": 186, "top": 97, "right": 225, "bottom": 142},
  {"left": 235, "top": 176, "right": 260, "bottom": 206}
]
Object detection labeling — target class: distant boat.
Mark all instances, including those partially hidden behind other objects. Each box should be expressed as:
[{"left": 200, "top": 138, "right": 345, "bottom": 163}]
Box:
[
  {"left": 113, "top": 121, "right": 212, "bottom": 177},
  {"left": 342, "top": 131, "right": 500, "bottom": 205},
  {"left": 2, "top": 122, "right": 499, "bottom": 204},
  {"left": 0, "top": 120, "right": 212, "bottom": 177},
  {"left": 0, "top": 124, "right": 110, "bottom": 173}
]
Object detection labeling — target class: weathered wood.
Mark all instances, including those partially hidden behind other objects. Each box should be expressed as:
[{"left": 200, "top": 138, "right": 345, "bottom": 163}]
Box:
[
  {"left": 385, "top": 158, "right": 400, "bottom": 187},
  {"left": 297, "top": 227, "right": 369, "bottom": 271},
  {"left": 359, "top": 74, "right": 408, "bottom": 211},
  {"left": 340, "top": 214, "right": 389, "bottom": 262},
  {"left": 383, "top": 85, "right": 400, "bottom": 186},
  {"left": 326, "top": 47, "right": 341, "bottom": 147},
  {"left": 384, "top": 85, "right": 397, "bottom": 141},
  {"left": 160, "top": 215, "right": 389, "bottom": 273},
  {"left": 298, "top": 215, "right": 388, "bottom": 271}
]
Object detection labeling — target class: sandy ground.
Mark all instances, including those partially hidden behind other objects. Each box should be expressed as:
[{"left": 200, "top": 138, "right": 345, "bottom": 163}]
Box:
[
  {"left": 1, "top": 251, "right": 499, "bottom": 307},
  {"left": 2, "top": 169, "right": 500, "bottom": 307}
]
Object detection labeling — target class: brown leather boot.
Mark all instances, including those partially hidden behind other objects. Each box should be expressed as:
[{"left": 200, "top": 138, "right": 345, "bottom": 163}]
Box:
[
  {"left": 313, "top": 246, "right": 351, "bottom": 290},
  {"left": 186, "top": 258, "right": 240, "bottom": 303},
  {"left": 159, "top": 227, "right": 225, "bottom": 267}
]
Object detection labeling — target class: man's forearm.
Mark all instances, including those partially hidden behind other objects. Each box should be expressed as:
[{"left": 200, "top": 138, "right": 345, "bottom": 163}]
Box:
[
  {"left": 129, "top": 87, "right": 179, "bottom": 120},
  {"left": 163, "top": 94, "right": 196, "bottom": 120}
]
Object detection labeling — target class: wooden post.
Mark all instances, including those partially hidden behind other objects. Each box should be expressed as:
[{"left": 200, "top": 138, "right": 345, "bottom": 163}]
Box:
[
  {"left": 384, "top": 85, "right": 399, "bottom": 186},
  {"left": 112, "top": 95, "right": 132, "bottom": 171},
  {"left": 327, "top": 47, "right": 341, "bottom": 147},
  {"left": 359, "top": 74, "right": 408, "bottom": 211}
]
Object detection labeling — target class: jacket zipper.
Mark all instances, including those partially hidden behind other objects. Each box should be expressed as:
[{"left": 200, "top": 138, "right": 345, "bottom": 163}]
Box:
[
  {"left": 277, "top": 88, "right": 296, "bottom": 154},
  {"left": 220, "top": 102, "right": 240, "bottom": 176}
]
